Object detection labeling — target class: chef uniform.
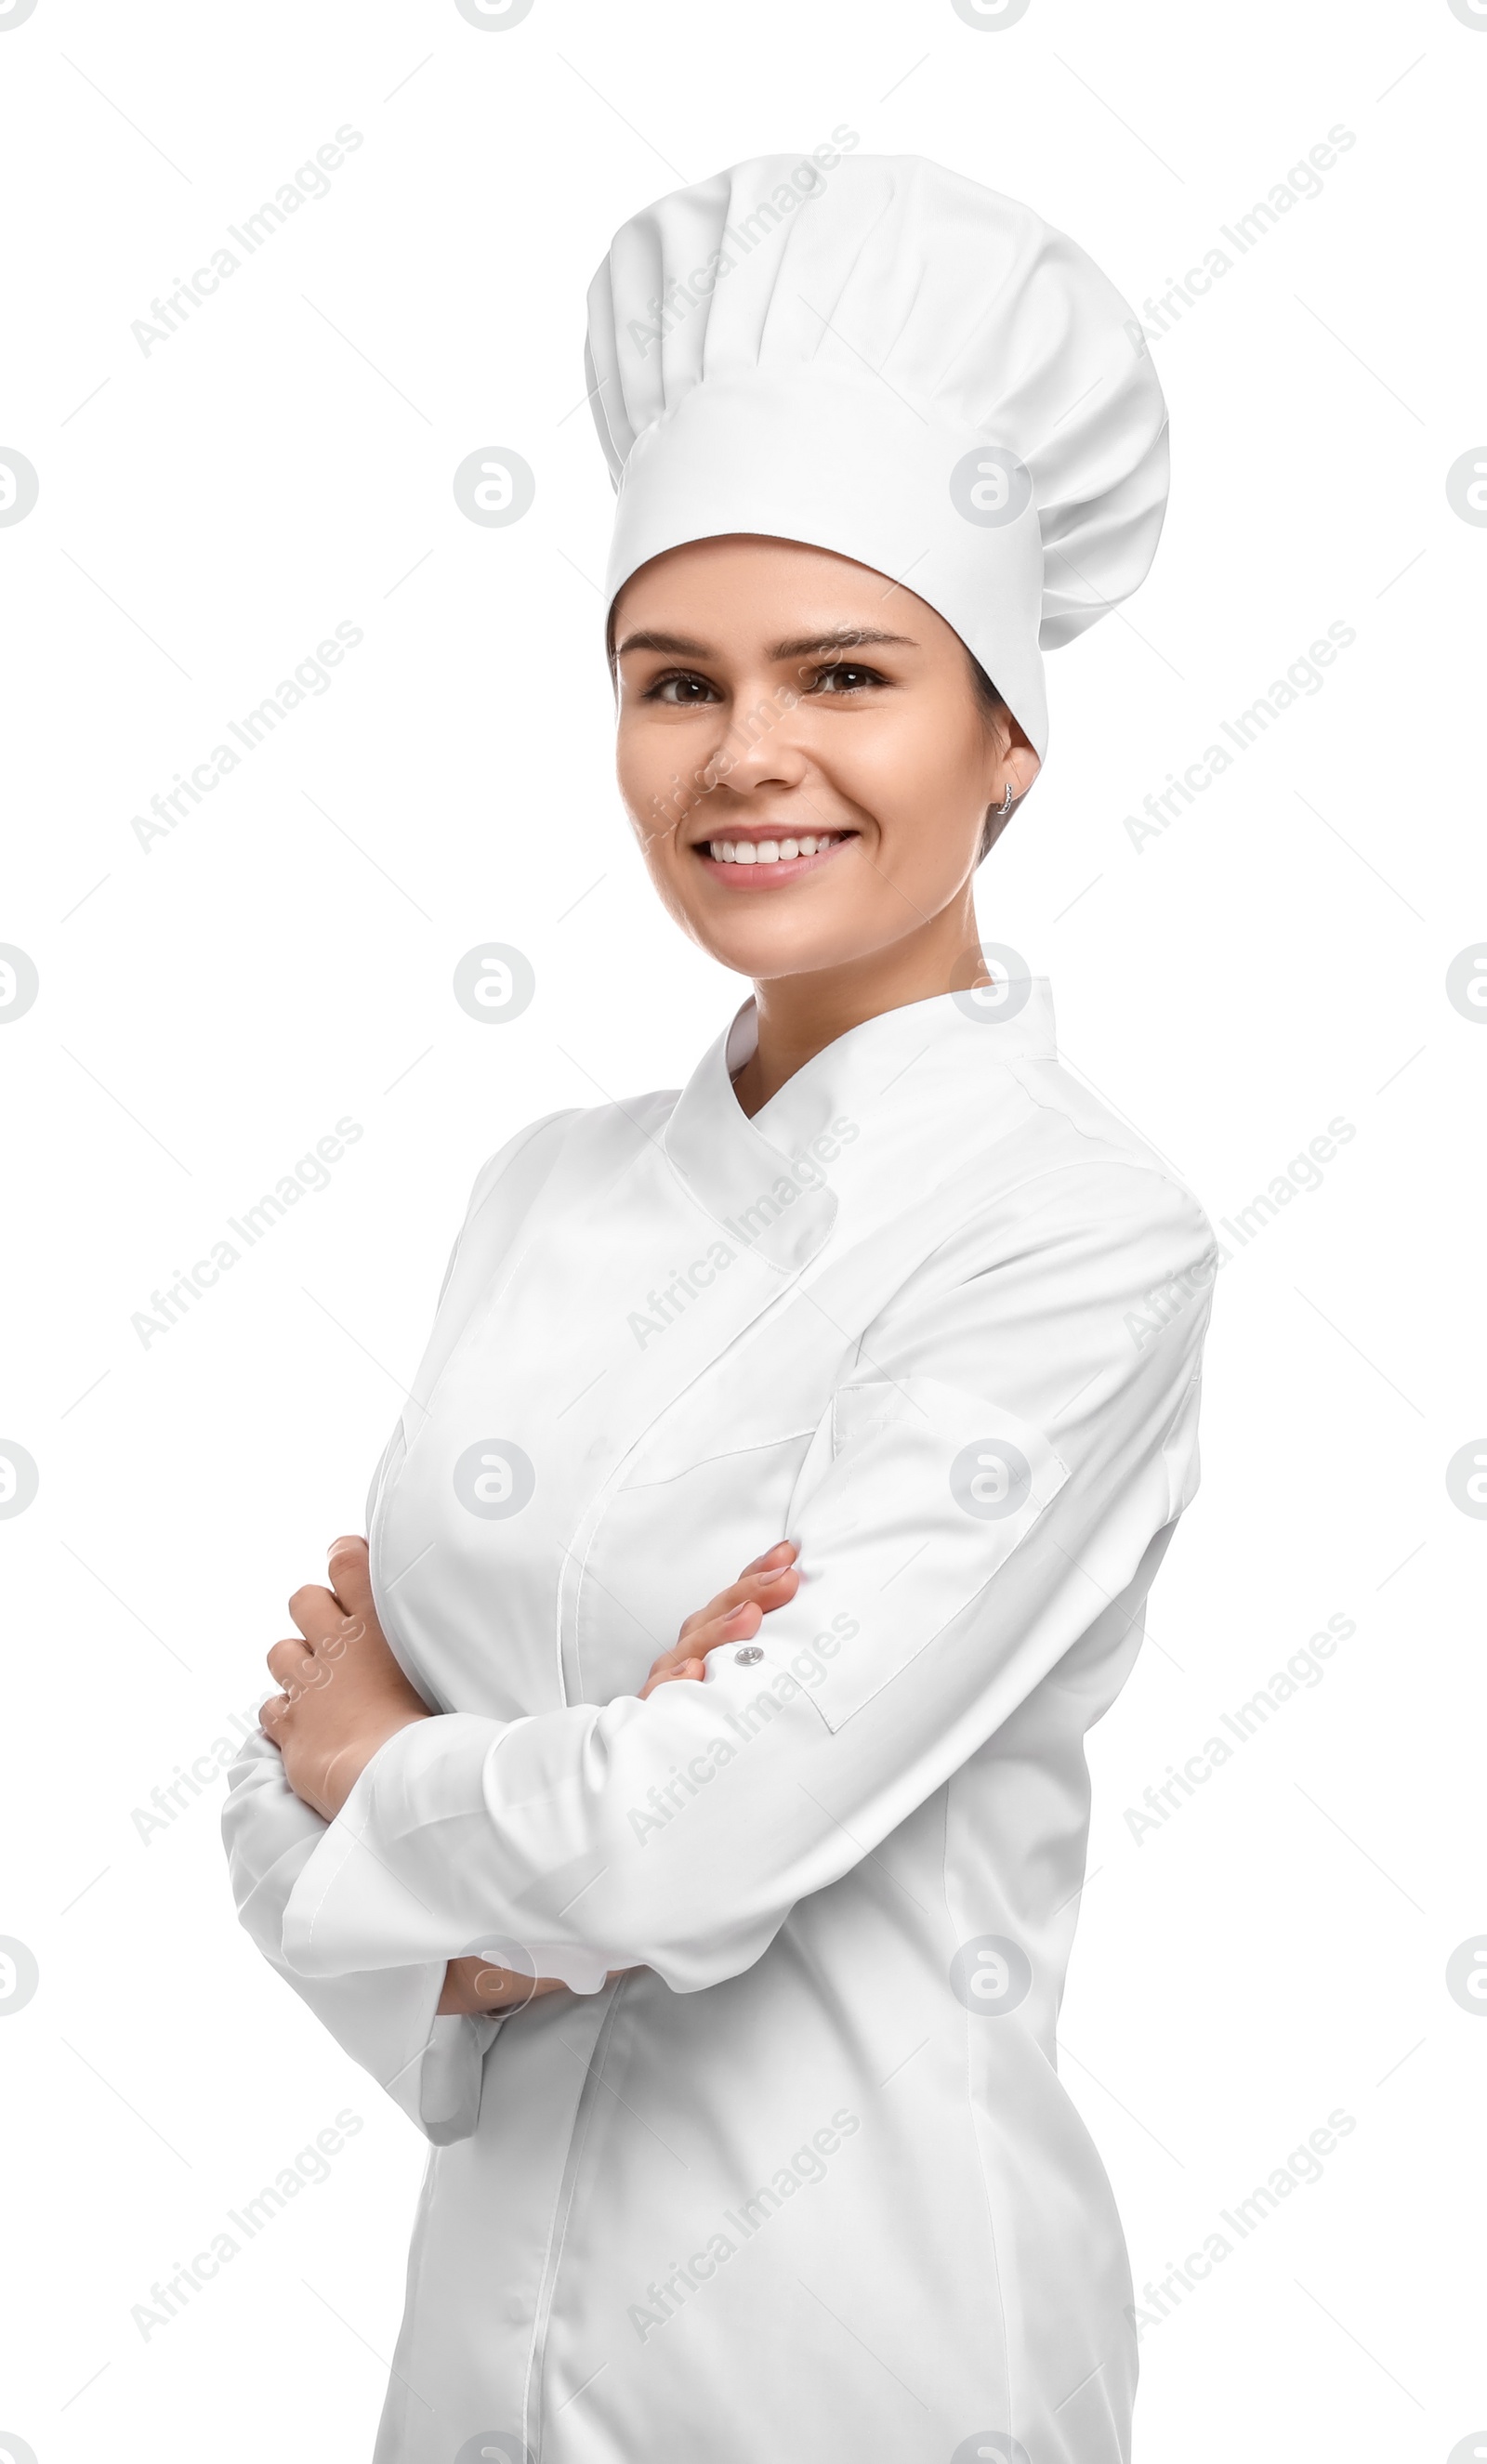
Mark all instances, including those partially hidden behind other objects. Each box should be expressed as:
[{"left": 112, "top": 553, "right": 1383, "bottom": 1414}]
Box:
[{"left": 224, "top": 155, "right": 1213, "bottom": 2464}]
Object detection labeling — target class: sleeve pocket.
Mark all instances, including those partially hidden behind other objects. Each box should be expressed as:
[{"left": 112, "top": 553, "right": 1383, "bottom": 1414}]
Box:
[{"left": 788, "top": 1374, "right": 1069, "bottom": 1734}]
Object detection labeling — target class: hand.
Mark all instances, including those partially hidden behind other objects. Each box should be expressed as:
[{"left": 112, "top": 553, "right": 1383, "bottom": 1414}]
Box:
[
  {"left": 261, "top": 1537, "right": 433, "bottom": 1822},
  {"left": 442, "top": 1541, "right": 803, "bottom": 2017},
  {"left": 437, "top": 1955, "right": 644, "bottom": 2016},
  {"left": 437, "top": 1957, "right": 572, "bottom": 2016},
  {"left": 638, "top": 1539, "right": 800, "bottom": 1698}
]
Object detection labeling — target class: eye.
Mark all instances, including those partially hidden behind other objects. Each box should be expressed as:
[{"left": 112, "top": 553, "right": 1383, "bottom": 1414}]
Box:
[
  {"left": 642, "top": 669, "right": 722, "bottom": 705},
  {"left": 807, "top": 662, "right": 890, "bottom": 695}
]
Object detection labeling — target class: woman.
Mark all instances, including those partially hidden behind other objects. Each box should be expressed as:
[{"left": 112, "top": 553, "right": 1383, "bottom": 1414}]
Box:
[{"left": 224, "top": 153, "right": 1216, "bottom": 2463}]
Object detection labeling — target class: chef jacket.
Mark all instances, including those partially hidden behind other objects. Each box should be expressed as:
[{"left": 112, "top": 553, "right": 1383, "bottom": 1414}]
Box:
[{"left": 223, "top": 978, "right": 1216, "bottom": 2464}]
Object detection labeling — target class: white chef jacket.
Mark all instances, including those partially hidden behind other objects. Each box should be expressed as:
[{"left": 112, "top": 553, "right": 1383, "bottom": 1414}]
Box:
[{"left": 222, "top": 980, "right": 1216, "bottom": 2464}]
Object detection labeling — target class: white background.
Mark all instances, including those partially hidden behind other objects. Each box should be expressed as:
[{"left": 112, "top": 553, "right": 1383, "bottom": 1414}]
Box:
[{"left": 1, "top": 1, "right": 1483, "bottom": 2457}]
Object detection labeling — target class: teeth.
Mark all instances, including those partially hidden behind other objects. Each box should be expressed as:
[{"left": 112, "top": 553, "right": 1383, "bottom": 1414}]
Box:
[{"left": 705, "top": 832, "right": 840, "bottom": 864}]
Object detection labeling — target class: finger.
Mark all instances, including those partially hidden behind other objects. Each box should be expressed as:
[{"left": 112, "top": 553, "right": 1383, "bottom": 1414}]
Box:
[
  {"left": 656, "top": 1600, "right": 761, "bottom": 1675},
  {"left": 676, "top": 1545, "right": 799, "bottom": 1642},
  {"left": 259, "top": 1690, "right": 289, "bottom": 1737},
  {"left": 639, "top": 1657, "right": 705, "bottom": 1700},
  {"left": 737, "top": 1539, "right": 799, "bottom": 1581},
  {"left": 326, "top": 1535, "right": 374, "bottom": 1622},
  {"left": 689, "top": 1601, "right": 764, "bottom": 1657},
  {"left": 677, "top": 1540, "right": 796, "bottom": 1635},
  {"left": 267, "top": 1637, "right": 314, "bottom": 1687},
  {"left": 648, "top": 1600, "right": 764, "bottom": 1691},
  {"left": 287, "top": 1580, "right": 349, "bottom": 1646}
]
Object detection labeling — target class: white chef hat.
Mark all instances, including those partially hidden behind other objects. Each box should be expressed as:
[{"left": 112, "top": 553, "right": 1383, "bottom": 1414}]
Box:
[{"left": 585, "top": 150, "right": 1168, "bottom": 762}]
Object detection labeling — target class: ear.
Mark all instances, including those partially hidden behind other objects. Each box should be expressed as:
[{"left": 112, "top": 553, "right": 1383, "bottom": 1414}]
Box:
[
  {"left": 977, "top": 721, "right": 1043, "bottom": 863},
  {"left": 1001, "top": 714, "right": 1042, "bottom": 803}
]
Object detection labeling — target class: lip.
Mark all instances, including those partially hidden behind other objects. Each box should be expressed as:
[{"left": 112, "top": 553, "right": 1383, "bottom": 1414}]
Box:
[{"left": 691, "top": 832, "right": 858, "bottom": 888}]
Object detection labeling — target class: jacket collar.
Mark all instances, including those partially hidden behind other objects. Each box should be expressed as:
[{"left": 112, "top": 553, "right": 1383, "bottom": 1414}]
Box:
[{"left": 662, "top": 980, "right": 1058, "bottom": 1253}]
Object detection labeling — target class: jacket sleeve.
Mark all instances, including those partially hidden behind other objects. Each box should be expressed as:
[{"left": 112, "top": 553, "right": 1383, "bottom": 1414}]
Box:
[
  {"left": 276, "top": 1160, "right": 1217, "bottom": 2001},
  {"left": 221, "top": 1725, "right": 510, "bottom": 2142},
  {"left": 219, "top": 1119, "right": 577, "bottom": 2139}
]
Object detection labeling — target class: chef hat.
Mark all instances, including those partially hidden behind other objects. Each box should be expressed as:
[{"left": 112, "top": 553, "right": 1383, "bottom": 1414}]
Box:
[{"left": 585, "top": 150, "right": 1168, "bottom": 761}]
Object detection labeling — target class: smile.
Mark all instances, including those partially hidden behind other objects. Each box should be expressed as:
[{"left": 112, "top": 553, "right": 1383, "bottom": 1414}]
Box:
[{"left": 694, "top": 830, "right": 857, "bottom": 885}]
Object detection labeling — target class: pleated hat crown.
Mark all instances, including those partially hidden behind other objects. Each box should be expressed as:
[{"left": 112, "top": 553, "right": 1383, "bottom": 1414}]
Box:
[{"left": 585, "top": 150, "right": 1169, "bottom": 760}]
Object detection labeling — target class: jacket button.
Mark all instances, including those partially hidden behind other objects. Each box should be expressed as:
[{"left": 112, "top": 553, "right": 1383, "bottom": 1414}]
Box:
[{"left": 734, "top": 1645, "right": 764, "bottom": 1665}]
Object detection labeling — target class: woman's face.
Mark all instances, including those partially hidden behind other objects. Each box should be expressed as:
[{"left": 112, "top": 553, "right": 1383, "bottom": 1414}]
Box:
[{"left": 611, "top": 535, "right": 1040, "bottom": 986}]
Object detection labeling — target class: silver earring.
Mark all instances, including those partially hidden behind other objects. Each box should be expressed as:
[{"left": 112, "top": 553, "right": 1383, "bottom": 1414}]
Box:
[{"left": 996, "top": 782, "right": 1016, "bottom": 817}]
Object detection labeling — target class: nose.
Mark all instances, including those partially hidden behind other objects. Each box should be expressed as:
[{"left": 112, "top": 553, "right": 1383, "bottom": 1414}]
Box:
[{"left": 704, "top": 688, "right": 812, "bottom": 798}]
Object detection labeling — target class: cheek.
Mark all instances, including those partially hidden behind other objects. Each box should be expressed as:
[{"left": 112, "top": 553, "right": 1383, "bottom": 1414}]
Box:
[
  {"left": 616, "top": 724, "right": 686, "bottom": 834},
  {"left": 831, "top": 711, "right": 987, "bottom": 840}
]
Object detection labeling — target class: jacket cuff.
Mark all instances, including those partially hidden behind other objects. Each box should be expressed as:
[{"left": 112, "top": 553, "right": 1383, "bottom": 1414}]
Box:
[{"left": 279, "top": 1714, "right": 612, "bottom": 1996}]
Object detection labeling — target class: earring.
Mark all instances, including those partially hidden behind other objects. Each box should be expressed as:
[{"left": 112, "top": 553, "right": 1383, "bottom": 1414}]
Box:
[{"left": 996, "top": 782, "right": 1016, "bottom": 817}]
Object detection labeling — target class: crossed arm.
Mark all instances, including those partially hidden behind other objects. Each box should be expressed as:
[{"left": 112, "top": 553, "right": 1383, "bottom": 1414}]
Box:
[{"left": 257, "top": 1532, "right": 802, "bottom": 2016}]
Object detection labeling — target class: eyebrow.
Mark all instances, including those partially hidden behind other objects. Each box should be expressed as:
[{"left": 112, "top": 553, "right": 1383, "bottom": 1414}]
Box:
[{"left": 614, "top": 626, "right": 919, "bottom": 662}]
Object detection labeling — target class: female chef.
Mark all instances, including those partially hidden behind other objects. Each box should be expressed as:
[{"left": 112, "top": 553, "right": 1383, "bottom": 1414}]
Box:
[{"left": 224, "top": 153, "right": 1217, "bottom": 2464}]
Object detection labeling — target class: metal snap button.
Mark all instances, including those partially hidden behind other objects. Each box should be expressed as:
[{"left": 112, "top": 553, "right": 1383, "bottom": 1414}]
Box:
[{"left": 733, "top": 1645, "right": 764, "bottom": 1666}]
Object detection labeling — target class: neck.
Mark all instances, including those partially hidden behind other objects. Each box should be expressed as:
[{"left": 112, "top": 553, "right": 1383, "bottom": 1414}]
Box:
[{"left": 730, "top": 890, "right": 982, "bottom": 1119}]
